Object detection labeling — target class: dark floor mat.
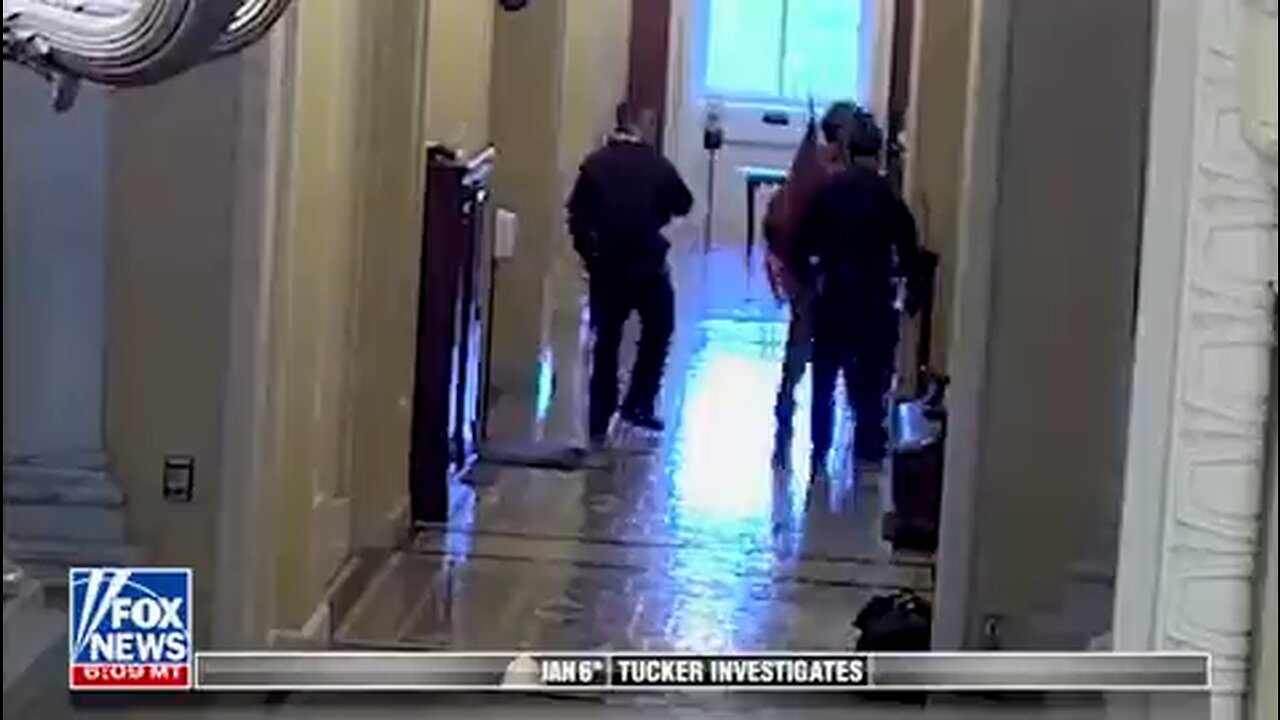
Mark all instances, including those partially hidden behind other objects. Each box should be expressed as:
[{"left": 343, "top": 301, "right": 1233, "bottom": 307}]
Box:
[{"left": 472, "top": 441, "right": 611, "bottom": 474}]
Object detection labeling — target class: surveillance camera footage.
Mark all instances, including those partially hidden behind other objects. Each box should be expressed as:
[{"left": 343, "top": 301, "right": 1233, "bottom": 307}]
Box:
[{"left": 3, "top": 0, "right": 1273, "bottom": 719}]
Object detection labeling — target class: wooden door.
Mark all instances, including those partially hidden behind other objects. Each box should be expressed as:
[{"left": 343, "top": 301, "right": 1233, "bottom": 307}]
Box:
[
  {"left": 408, "top": 147, "right": 495, "bottom": 526},
  {"left": 886, "top": 0, "right": 916, "bottom": 193},
  {"left": 626, "top": 0, "right": 672, "bottom": 149}
]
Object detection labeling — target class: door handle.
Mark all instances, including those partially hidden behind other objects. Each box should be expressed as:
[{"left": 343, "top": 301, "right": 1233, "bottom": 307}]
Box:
[{"left": 762, "top": 110, "right": 791, "bottom": 126}]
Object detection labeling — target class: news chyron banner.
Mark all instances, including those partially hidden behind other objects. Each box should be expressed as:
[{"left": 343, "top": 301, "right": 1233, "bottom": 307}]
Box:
[
  {"left": 67, "top": 567, "right": 1210, "bottom": 694},
  {"left": 190, "top": 651, "right": 1209, "bottom": 692}
]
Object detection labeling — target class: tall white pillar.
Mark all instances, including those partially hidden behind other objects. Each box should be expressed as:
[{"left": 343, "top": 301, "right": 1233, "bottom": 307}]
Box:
[
  {"left": 3, "top": 68, "right": 108, "bottom": 461},
  {"left": 1114, "top": 1, "right": 1277, "bottom": 718},
  {"left": 2, "top": 68, "right": 131, "bottom": 575},
  {"left": 1, "top": 66, "right": 131, "bottom": 708}
]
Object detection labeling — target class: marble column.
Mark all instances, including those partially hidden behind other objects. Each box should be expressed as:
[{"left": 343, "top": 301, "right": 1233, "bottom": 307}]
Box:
[
  {"left": 2, "top": 68, "right": 132, "bottom": 576},
  {"left": 1, "top": 64, "right": 131, "bottom": 709},
  {"left": 1113, "top": 1, "right": 1277, "bottom": 718}
]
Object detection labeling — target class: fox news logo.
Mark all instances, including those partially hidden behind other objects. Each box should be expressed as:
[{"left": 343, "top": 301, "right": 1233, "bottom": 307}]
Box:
[{"left": 68, "top": 567, "right": 192, "bottom": 690}]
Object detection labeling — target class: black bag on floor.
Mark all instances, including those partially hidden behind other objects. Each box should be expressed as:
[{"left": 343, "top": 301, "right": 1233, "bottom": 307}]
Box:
[{"left": 853, "top": 590, "right": 932, "bottom": 651}]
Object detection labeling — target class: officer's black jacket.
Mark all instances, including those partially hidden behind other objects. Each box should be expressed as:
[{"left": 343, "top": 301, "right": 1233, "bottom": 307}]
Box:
[
  {"left": 792, "top": 165, "right": 921, "bottom": 316},
  {"left": 567, "top": 135, "right": 693, "bottom": 276}
]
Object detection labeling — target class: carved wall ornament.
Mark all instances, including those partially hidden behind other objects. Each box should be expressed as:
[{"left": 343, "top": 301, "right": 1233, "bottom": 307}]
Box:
[
  {"left": 1239, "top": 0, "right": 1278, "bottom": 182},
  {"left": 1132, "top": 1, "right": 1279, "bottom": 717}
]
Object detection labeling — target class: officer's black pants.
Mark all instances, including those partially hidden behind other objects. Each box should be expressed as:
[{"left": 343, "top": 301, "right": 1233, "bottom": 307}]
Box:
[
  {"left": 811, "top": 303, "right": 898, "bottom": 462},
  {"left": 588, "top": 266, "right": 675, "bottom": 439}
]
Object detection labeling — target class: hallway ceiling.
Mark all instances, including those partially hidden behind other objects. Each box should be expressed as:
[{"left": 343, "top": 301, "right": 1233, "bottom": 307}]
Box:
[{"left": 3, "top": 0, "right": 293, "bottom": 101}]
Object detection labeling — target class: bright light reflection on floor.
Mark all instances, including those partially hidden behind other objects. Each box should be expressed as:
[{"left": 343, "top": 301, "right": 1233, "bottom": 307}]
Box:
[
  {"left": 661, "top": 315, "right": 813, "bottom": 650},
  {"left": 672, "top": 353, "right": 774, "bottom": 517},
  {"left": 535, "top": 347, "right": 554, "bottom": 422},
  {"left": 667, "top": 318, "right": 811, "bottom": 524}
]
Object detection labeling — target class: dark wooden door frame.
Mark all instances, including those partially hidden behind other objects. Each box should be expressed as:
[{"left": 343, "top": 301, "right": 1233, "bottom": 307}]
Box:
[
  {"left": 408, "top": 147, "right": 496, "bottom": 527},
  {"left": 886, "top": 0, "right": 915, "bottom": 194},
  {"left": 626, "top": 0, "right": 672, "bottom": 151}
]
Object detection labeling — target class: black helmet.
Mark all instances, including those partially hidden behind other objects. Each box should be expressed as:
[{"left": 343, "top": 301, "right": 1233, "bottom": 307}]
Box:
[
  {"left": 846, "top": 108, "right": 883, "bottom": 158},
  {"left": 820, "top": 101, "right": 859, "bottom": 144}
]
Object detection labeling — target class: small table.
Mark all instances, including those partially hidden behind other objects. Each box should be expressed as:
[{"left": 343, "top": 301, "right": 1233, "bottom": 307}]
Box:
[{"left": 741, "top": 165, "right": 788, "bottom": 266}]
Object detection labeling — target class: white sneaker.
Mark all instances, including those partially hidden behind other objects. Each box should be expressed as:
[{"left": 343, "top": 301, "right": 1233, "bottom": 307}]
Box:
[{"left": 613, "top": 419, "right": 661, "bottom": 453}]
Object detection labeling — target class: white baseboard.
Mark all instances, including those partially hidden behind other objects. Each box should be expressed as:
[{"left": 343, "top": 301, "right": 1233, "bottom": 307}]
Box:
[
  {"left": 266, "top": 602, "right": 331, "bottom": 649},
  {"left": 265, "top": 550, "right": 371, "bottom": 649}
]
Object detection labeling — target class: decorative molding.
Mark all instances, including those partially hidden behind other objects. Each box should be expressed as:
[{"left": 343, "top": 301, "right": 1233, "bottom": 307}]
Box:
[
  {"left": 1144, "top": 1, "right": 1278, "bottom": 716},
  {"left": 1238, "top": 0, "right": 1277, "bottom": 181},
  {"left": 213, "top": 2, "right": 299, "bottom": 650}
]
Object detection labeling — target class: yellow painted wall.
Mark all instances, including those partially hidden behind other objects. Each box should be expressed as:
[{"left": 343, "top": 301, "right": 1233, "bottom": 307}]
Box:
[
  {"left": 553, "top": 0, "right": 633, "bottom": 307},
  {"left": 266, "top": 0, "right": 429, "bottom": 629},
  {"left": 423, "top": 0, "right": 494, "bottom": 152},
  {"left": 487, "top": 0, "right": 633, "bottom": 400},
  {"left": 103, "top": 7, "right": 370, "bottom": 638},
  {"left": 342, "top": 0, "right": 430, "bottom": 555},
  {"left": 102, "top": 0, "right": 625, "bottom": 638},
  {"left": 558, "top": 0, "right": 632, "bottom": 181},
  {"left": 265, "top": 0, "right": 364, "bottom": 630},
  {"left": 907, "top": 0, "right": 974, "bottom": 375},
  {"left": 487, "top": 0, "right": 568, "bottom": 400},
  {"left": 84, "top": 0, "right": 432, "bottom": 639}
]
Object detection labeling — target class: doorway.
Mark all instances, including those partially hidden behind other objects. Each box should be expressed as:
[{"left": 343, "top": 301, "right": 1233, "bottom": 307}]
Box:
[{"left": 664, "top": 0, "right": 890, "bottom": 247}]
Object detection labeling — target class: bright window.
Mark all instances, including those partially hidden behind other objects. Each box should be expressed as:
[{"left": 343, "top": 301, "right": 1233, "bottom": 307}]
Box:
[{"left": 702, "top": 0, "right": 863, "bottom": 105}]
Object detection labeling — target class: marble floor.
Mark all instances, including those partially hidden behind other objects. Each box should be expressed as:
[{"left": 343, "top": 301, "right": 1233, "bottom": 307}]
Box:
[{"left": 336, "top": 243, "right": 933, "bottom": 653}]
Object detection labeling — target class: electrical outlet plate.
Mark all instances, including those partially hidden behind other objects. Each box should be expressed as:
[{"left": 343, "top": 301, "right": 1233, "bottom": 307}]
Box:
[{"left": 163, "top": 456, "right": 195, "bottom": 502}]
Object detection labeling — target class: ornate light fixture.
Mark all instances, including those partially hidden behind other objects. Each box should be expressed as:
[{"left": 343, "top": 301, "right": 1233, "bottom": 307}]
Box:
[{"left": 2, "top": 0, "right": 295, "bottom": 109}]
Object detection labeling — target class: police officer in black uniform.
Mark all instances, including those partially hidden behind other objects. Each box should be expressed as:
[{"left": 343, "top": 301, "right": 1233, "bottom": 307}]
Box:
[
  {"left": 567, "top": 103, "right": 694, "bottom": 447},
  {"left": 792, "top": 110, "right": 920, "bottom": 477}
]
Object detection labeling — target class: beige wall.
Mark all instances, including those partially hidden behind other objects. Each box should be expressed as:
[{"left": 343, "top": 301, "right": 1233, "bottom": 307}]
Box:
[
  {"left": 940, "top": 0, "right": 1151, "bottom": 648},
  {"left": 105, "top": 57, "right": 247, "bottom": 643},
  {"left": 423, "top": 0, "right": 495, "bottom": 152},
  {"left": 906, "top": 0, "right": 974, "bottom": 374}
]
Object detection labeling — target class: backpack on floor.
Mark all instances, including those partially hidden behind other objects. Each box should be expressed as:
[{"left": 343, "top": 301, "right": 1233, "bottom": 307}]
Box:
[{"left": 852, "top": 590, "right": 932, "bottom": 651}]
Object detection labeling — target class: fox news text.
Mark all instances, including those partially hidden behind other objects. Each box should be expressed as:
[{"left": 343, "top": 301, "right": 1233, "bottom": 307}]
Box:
[{"left": 68, "top": 567, "right": 193, "bottom": 690}]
